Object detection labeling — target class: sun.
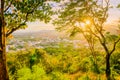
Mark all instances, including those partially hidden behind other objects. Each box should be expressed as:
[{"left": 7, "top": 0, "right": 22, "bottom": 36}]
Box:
[
  {"left": 75, "top": 20, "right": 91, "bottom": 28},
  {"left": 85, "top": 20, "right": 91, "bottom": 25}
]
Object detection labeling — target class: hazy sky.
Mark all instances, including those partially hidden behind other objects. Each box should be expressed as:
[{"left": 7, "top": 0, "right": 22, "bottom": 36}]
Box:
[
  {"left": 17, "top": 21, "right": 55, "bottom": 32},
  {"left": 107, "top": 0, "right": 120, "bottom": 23},
  {"left": 16, "top": 0, "right": 120, "bottom": 32}
]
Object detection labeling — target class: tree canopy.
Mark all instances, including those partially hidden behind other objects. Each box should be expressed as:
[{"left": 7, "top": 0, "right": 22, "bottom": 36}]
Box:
[
  {"left": 54, "top": 0, "right": 120, "bottom": 80},
  {"left": 4, "top": 0, "right": 59, "bottom": 37},
  {"left": 0, "top": 0, "right": 59, "bottom": 79}
]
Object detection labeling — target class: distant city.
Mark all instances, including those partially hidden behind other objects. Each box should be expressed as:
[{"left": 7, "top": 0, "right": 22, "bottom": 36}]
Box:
[{"left": 7, "top": 30, "right": 88, "bottom": 52}]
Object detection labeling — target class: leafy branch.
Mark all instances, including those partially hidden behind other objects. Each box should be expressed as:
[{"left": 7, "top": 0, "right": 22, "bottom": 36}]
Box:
[
  {"left": 4, "top": 0, "right": 13, "bottom": 12},
  {"left": 6, "top": 1, "right": 41, "bottom": 37}
]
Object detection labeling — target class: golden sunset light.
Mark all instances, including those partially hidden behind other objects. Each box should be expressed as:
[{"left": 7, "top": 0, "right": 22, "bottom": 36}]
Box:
[
  {"left": 85, "top": 20, "right": 91, "bottom": 25},
  {"left": 1, "top": 0, "right": 120, "bottom": 80}
]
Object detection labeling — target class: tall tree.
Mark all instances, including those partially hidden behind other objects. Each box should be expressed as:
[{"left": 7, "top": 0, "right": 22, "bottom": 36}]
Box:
[
  {"left": 0, "top": 0, "right": 59, "bottom": 79},
  {"left": 0, "top": 0, "right": 9, "bottom": 79},
  {"left": 54, "top": 0, "right": 120, "bottom": 80}
]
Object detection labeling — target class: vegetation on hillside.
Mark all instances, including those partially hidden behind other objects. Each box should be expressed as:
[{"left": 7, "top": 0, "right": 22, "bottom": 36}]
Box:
[
  {"left": 0, "top": 0, "right": 120, "bottom": 80},
  {"left": 7, "top": 42, "right": 120, "bottom": 80}
]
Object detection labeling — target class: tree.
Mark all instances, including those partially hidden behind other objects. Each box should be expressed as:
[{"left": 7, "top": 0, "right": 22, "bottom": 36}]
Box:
[
  {"left": 0, "top": 0, "right": 59, "bottom": 79},
  {"left": 54, "top": 0, "right": 120, "bottom": 80}
]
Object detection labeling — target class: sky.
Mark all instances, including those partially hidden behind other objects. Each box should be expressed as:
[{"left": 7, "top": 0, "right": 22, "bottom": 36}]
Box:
[
  {"left": 17, "top": 21, "right": 55, "bottom": 32},
  {"left": 107, "top": 0, "right": 120, "bottom": 23},
  {"left": 16, "top": 0, "right": 120, "bottom": 33}
]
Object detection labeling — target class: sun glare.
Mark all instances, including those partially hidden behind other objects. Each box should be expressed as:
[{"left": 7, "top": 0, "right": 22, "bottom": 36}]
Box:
[
  {"left": 80, "top": 23, "right": 85, "bottom": 27},
  {"left": 85, "top": 20, "right": 91, "bottom": 25},
  {"left": 75, "top": 20, "right": 91, "bottom": 28}
]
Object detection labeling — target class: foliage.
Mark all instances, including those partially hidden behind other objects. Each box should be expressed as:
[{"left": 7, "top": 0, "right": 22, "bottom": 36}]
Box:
[
  {"left": 4, "top": 0, "right": 60, "bottom": 37},
  {"left": 1, "top": 0, "right": 120, "bottom": 80},
  {"left": 54, "top": 0, "right": 120, "bottom": 79},
  {"left": 6, "top": 42, "right": 120, "bottom": 80}
]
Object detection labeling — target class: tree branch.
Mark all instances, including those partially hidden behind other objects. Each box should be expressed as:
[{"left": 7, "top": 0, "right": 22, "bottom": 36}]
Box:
[
  {"left": 6, "top": 12, "right": 29, "bottom": 37},
  {"left": 4, "top": 0, "right": 13, "bottom": 12},
  {"left": 6, "top": 2, "right": 41, "bottom": 37},
  {"left": 90, "top": 1, "right": 110, "bottom": 54},
  {"left": 110, "top": 37, "right": 120, "bottom": 55},
  {"left": 88, "top": 27, "right": 102, "bottom": 44}
]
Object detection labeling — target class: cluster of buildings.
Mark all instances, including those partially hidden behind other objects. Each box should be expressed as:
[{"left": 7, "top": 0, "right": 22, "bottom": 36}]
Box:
[{"left": 7, "top": 35, "right": 88, "bottom": 52}]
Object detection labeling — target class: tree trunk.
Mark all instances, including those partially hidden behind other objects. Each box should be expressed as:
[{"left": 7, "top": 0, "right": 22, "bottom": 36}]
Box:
[
  {"left": 0, "top": 16, "right": 9, "bottom": 80},
  {"left": 106, "top": 54, "right": 111, "bottom": 80},
  {"left": 0, "top": 19, "right": 9, "bottom": 80},
  {"left": 0, "top": 0, "right": 9, "bottom": 79}
]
